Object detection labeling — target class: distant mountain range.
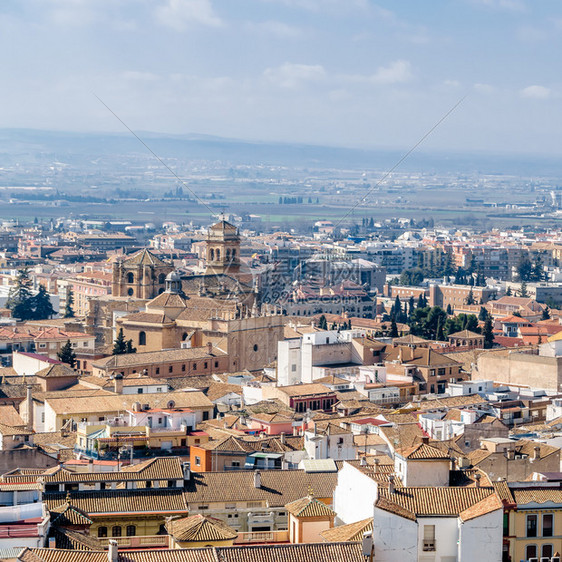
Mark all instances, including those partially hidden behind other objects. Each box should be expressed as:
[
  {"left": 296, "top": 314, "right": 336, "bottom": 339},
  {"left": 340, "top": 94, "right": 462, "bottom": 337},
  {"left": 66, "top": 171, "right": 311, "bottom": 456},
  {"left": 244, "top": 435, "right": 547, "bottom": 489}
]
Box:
[{"left": 0, "top": 128, "right": 560, "bottom": 176}]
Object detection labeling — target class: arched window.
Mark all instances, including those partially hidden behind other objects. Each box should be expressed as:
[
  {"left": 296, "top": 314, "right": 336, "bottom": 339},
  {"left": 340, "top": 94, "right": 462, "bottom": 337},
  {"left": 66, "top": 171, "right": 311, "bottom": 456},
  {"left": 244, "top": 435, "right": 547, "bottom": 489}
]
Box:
[
  {"left": 112, "top": 526, "right": 122, "bottom": 537},
  {"left": 226, "top": 249, "right": 231, "bottom": 260},
  {"left": 126, "top": 525, "right": 136, "bottom": 537},
  {"left": 182, "top": 332, "right": 189, "bottom": 341},
  {"left": 158, "top": 273, "right": 166, "bottom": 284},
  {"left": 525, "top": 545, "right": 537, "bottom": 560},
  {"left": 98, "top": 527, "right": 107, "bottom": 538},
  {"left": 139, "top": 331, "right": 146, "bottom": 346},
  {"left": 127, "top": 272, "right": 134, "bottom": 284},
  {"left": 158, "top": 287, "right": 164, "bottom": 294},
  {"left": 232, "top": 249, "right": 236, "bottom": 259},
  {"left": 210, "top": 248, "right": 215, "bottom": 260},
  {"left": 216, "top": 249, "right": 220, "bottom": 260}
]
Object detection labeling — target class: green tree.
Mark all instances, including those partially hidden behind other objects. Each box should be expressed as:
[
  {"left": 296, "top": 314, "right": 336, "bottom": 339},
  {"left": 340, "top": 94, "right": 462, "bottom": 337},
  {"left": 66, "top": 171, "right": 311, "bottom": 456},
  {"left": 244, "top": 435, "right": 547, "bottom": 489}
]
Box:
[
  {"left": 389, "top": 318, "right": 399, "bottom": 338},
  {"left": 446, "top": 303, "right": 453, "bottom": 315},
  {"left": 113, "top": 328, "right": 128, "bottom": 355},
  {"left": 126, "top": 339, "right": 136, "bottom": 354},
  {"left": 465, "top": 288, "right": 475, "bottom": 306},
  {"left": 483, "top": 318, "right": 494, "bottom": 349},
  {"left": 6, "top": 269, "right": 34, "bottom": 321},
  {"left": 64, "top": 287, "right": 75, "bottom": 318},
  {"left": 318, "top": 315, "right": 328, "bottom": 330},
  {"left": 506, "top": 286, "right": 512, "bottom": 296},
  {"left": 478, "top": 306, "right": 489, "bottom": 321},
  {"left": 517, "top": 256, "right": 533, "bottom": 282},
  {"left": 58, "top": 339, "right": 76, "bottom": 368},
  {"left": 519, "top": 281, "right": 529, "bottom": 298},
  {"left": 542, "top": 306, "right": 551, "bottom": 320},
  {"left": 32, "top": 284, "right": 55, "bottom": 320}
]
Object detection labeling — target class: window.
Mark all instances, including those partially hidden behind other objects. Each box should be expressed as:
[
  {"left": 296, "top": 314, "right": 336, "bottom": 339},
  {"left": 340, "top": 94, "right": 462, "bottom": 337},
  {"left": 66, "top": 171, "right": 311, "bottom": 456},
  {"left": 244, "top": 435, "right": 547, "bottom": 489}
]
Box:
[
  {"left": 138, "top": 331, "right": 146, "bottom": 346},
  {"left": 127, "top": 272, "right": 134, "bottom": 283},
  {"left": 253, "top": 344, "right": 259, "bottom": 352},
  {"left": 543, "top": 513, "right": 553, "bottom": 537},
  {"left": 231, "top": 461, "right": 240, "bottom": 467},
  {"left": 128, "top": 288, "right": 134, "bottom": 296},
  {"left": 112, "top": 526, "right": 122, "bottom": 537},
  {"left": 291, "top": 364, "right": 297, "bottom": 372},
  {"left": 203, "top": 411, "right": 209, "bottom": 421},
  {"left": 204, "top": 362, "right": 208, "bottom": 369},
  {"left": 215, "top": 361, "right": 218, "bottom": 368},
  {"left": 526, "top": 514, "right": 538, "bottom": 537},
  {"left": 182, "top": 364, "right": 186, "bottom": 372},
  {"left": 155, "top": 367, "right": 160, "bottom": 375},
  {"left": 156, "top": 387, "right": 162, "bottom": 392},
  {"left": 126, "top": 525, "right": 136, "bottom": 537},
  {"left": 98, "top": 527, "right": 107, "bottom": 538},
  {"left": 525, "top": 544, "right": 537, "bottom": 559},
  {"left": 137, "top": 388, "right": 144, "bottom": 394},
  {"left": 169, "top": 366, "right": 173, "bottom": 373},
  {"left": 193, "top": 363, "right": 197, "bottom": 370},
  {"left": 195, "top": 456, "right": 201, "bottom": 466},
  {"left": 422, "top": 525, "right": 435, "bottom": 551}
]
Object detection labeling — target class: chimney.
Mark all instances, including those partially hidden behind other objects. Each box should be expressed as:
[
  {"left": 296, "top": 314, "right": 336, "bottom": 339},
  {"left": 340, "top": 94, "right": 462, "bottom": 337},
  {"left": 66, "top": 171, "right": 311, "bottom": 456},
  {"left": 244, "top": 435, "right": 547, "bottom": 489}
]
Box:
[
  {"left": 182, "top": 462, "right": 191, "bottom": 481},
  {"left": 113, "top": 373, "right": 123, "bottom": 394},
  {"left": 388, "top": 474, "right": 395, "bottom": 494},
  {"left": 280, "top": 432, "right": 286, "bottom": 444},
  {"left": 474, "top": 472, "right": 481, "bottom": 488},
  {"left": 254, "top": 470, "right": 262, "bottom": 489},
  {"left": 108, "top": 540, "right": 118, "bottom": 562},
  {"left": 25, "top": 384, "right": 34, "bottom": 431},
  {"left": 359, "top": 456, "right": 367, "bottom": 467},
  {"left": 421, "top": 436, "right": 430, "bottom": 445},
  {"left": 88, "top": 459, "right": 94, "bottom": 474},
  {"left": 373, "top": 457, "right": 380, "bottom": 472},
  {"left": 532, "top": 446, "right": 541, "bottom": 461},
  {"left": 48, "top": 537, "right": 56, "bottom": 548},
  {"left": 207, "top": 342, "right": 213, "bottom": 355}
]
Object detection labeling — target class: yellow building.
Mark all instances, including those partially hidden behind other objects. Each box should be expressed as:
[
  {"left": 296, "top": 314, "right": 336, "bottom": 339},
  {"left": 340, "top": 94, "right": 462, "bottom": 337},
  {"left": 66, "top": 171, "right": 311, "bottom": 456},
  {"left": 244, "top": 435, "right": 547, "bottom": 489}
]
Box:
[
  {"left": 501, "top": 483, "right": 562, "bottom": 561},
  {"left": 285, "top": 494, "right": 335, "bottom": 544},
  {"left": 166, "top": 514, "right": 238, "bottom": 548}
]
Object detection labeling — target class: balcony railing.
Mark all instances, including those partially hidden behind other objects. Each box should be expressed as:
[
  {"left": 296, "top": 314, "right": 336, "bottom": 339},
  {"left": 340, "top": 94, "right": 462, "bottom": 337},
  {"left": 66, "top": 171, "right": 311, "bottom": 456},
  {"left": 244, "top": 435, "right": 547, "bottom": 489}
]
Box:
[
  {"left": 234, "top": 530, "right": 289, "bottom": 544},
  {"left": 99, "top": 535, "right": 169, "bottom": 548},
  {"left": 422, "top": 540, "right": 436, "bottom": 552}
]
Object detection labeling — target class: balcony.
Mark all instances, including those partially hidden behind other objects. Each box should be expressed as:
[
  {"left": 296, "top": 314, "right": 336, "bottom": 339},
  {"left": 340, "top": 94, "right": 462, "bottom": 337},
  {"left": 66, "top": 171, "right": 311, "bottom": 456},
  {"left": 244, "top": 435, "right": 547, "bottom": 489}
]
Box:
[
  {"left": 99, "top": 535, "right": 169, "bottom": 548},
  {"left": 422, "top": 540, "right": 436, "bottom": 552},
  {"left": 234, "top": 530, "right": 289, "bottom": 544}
]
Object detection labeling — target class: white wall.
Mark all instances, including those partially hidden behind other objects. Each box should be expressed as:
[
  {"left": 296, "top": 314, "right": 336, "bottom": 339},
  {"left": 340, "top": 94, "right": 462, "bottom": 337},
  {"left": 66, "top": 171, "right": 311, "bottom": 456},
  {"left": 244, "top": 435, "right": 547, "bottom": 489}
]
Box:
[
  {"left": 372, "top": 507, "right": 417, "bottom": 562},
  {"left": 417, "top": 516, "right": 458, "bottom": 561},
  {"left": 395, "top": 458, "right": 450, "bottom": 487},
  {"left": 333, "top": 462, "right": 378, "bottom": 524},
  {"left": 458, "top": 509, "right": 503, "bottom": 562},
  {"left": 13, "top": 352, "right": 53, "bottom": 376}
]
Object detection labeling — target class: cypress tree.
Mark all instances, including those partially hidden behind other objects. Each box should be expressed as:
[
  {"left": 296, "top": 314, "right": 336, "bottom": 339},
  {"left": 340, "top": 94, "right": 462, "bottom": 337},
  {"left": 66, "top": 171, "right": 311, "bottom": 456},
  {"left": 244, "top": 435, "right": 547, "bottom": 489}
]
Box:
[{"left": 58, "top": 339, "right": 77, "bottom": 368}]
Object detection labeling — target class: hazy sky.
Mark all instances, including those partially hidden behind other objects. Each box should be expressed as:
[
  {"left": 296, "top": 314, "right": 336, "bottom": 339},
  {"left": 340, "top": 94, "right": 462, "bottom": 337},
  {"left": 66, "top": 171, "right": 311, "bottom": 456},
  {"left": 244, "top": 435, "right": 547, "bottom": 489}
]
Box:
[{"left": 1, "top": 0, "right": 562, "bottom": 153}]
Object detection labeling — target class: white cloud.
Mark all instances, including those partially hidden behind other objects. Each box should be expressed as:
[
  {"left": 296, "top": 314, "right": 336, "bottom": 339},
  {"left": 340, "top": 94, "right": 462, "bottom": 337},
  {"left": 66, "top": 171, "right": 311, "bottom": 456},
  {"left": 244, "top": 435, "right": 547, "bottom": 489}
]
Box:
[
  {"left": 263, "top": 62, "right": 325, "bottom": 89},
  {"left": 155, "top": 0, "right": 222, "bottom": 30},
  {"left": 443, "top": 79, "right": 461, "bottom": 88},
  {"left": 520, "top": 85, "right": 551, "bottom": 99},
  {"left": 122, "top": 71, "right": 159, "bottom": 81},
  {"left": 469, "top": 0, "right": 526, "bottom": 12},
  {"left": 370, "top": 60, "right": 412, "bottom": 85},
  {"left": 246, "top": 20, "right": 302, "bottom": 38},
  {"left": 473, "top": 83, "right": 496, "bottom": 94}
]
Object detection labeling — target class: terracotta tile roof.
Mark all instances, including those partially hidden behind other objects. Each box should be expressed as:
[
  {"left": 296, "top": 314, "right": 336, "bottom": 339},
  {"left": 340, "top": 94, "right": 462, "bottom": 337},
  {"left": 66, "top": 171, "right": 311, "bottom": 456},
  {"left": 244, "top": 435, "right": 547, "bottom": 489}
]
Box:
[
  {"left": 376, "top": 486, "right": 501, "bottom": 521},
  {"left": 93, "top": 348, "right": 226, "bottom": 369},
  {"left": 51, "top": 528, "right": 105, "bottom": 551},
  {"left": 44, "top": 489, "right": 190, "bottom": 516},
  {"left": 285, "top": 495, "right": 336, "bottom": 518},
  {"left": 277, "top": 383, "right": 334, "bottom": 397},
  {"left": 167, "top": 514, "right": 238, "bottom": 542},
  {"left": 183, "top": 469, "right": 338, "bottom": 507},
  {"left": 320, "top": 518, "right": 373, "bottom": 542},
  {"left": 123, "top": 249, "right": 169, "bottom": 267},
  {"left": 118, "top": 312, "right": 174, "bottom": 324},
  {"left": 397, "top": 442, "right": 451, "bottom": 460},
  {"left": 36, "top": 364, "right": 77, "bottom": 379},
  {"left": 214, "top": 542, "right": 363, "bottom": 562},
  {"left": 511, "top": 487, "right": 562, "bottom": 505},
  {"left": 44, "top": 390, "right": 212, "bottom": 415},
  {"left": 49, "top": 502, "right": 93, "bottom": 526},
  {"left": 448, "top": 329, "right": 483, "bottom": 339},
  {"left": 385, "top": 346, "right": 460, "bottom": 367},
  {"left": 413, "top": 394, "right": 488, "bottom": 411},
  {"left": 147, "top": 292, "right": 189, "bottom": 309}
]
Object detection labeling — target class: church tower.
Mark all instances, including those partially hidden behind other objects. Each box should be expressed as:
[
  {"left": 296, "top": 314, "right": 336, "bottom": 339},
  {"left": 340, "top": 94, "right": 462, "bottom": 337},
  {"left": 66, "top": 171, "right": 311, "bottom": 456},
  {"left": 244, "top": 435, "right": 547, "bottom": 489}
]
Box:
[
  {"left": 205, "top": 220, "right": 241, "bottom": 276},
  {"left": 112, "top": 249, "right": 174, "bottom": 299}
]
